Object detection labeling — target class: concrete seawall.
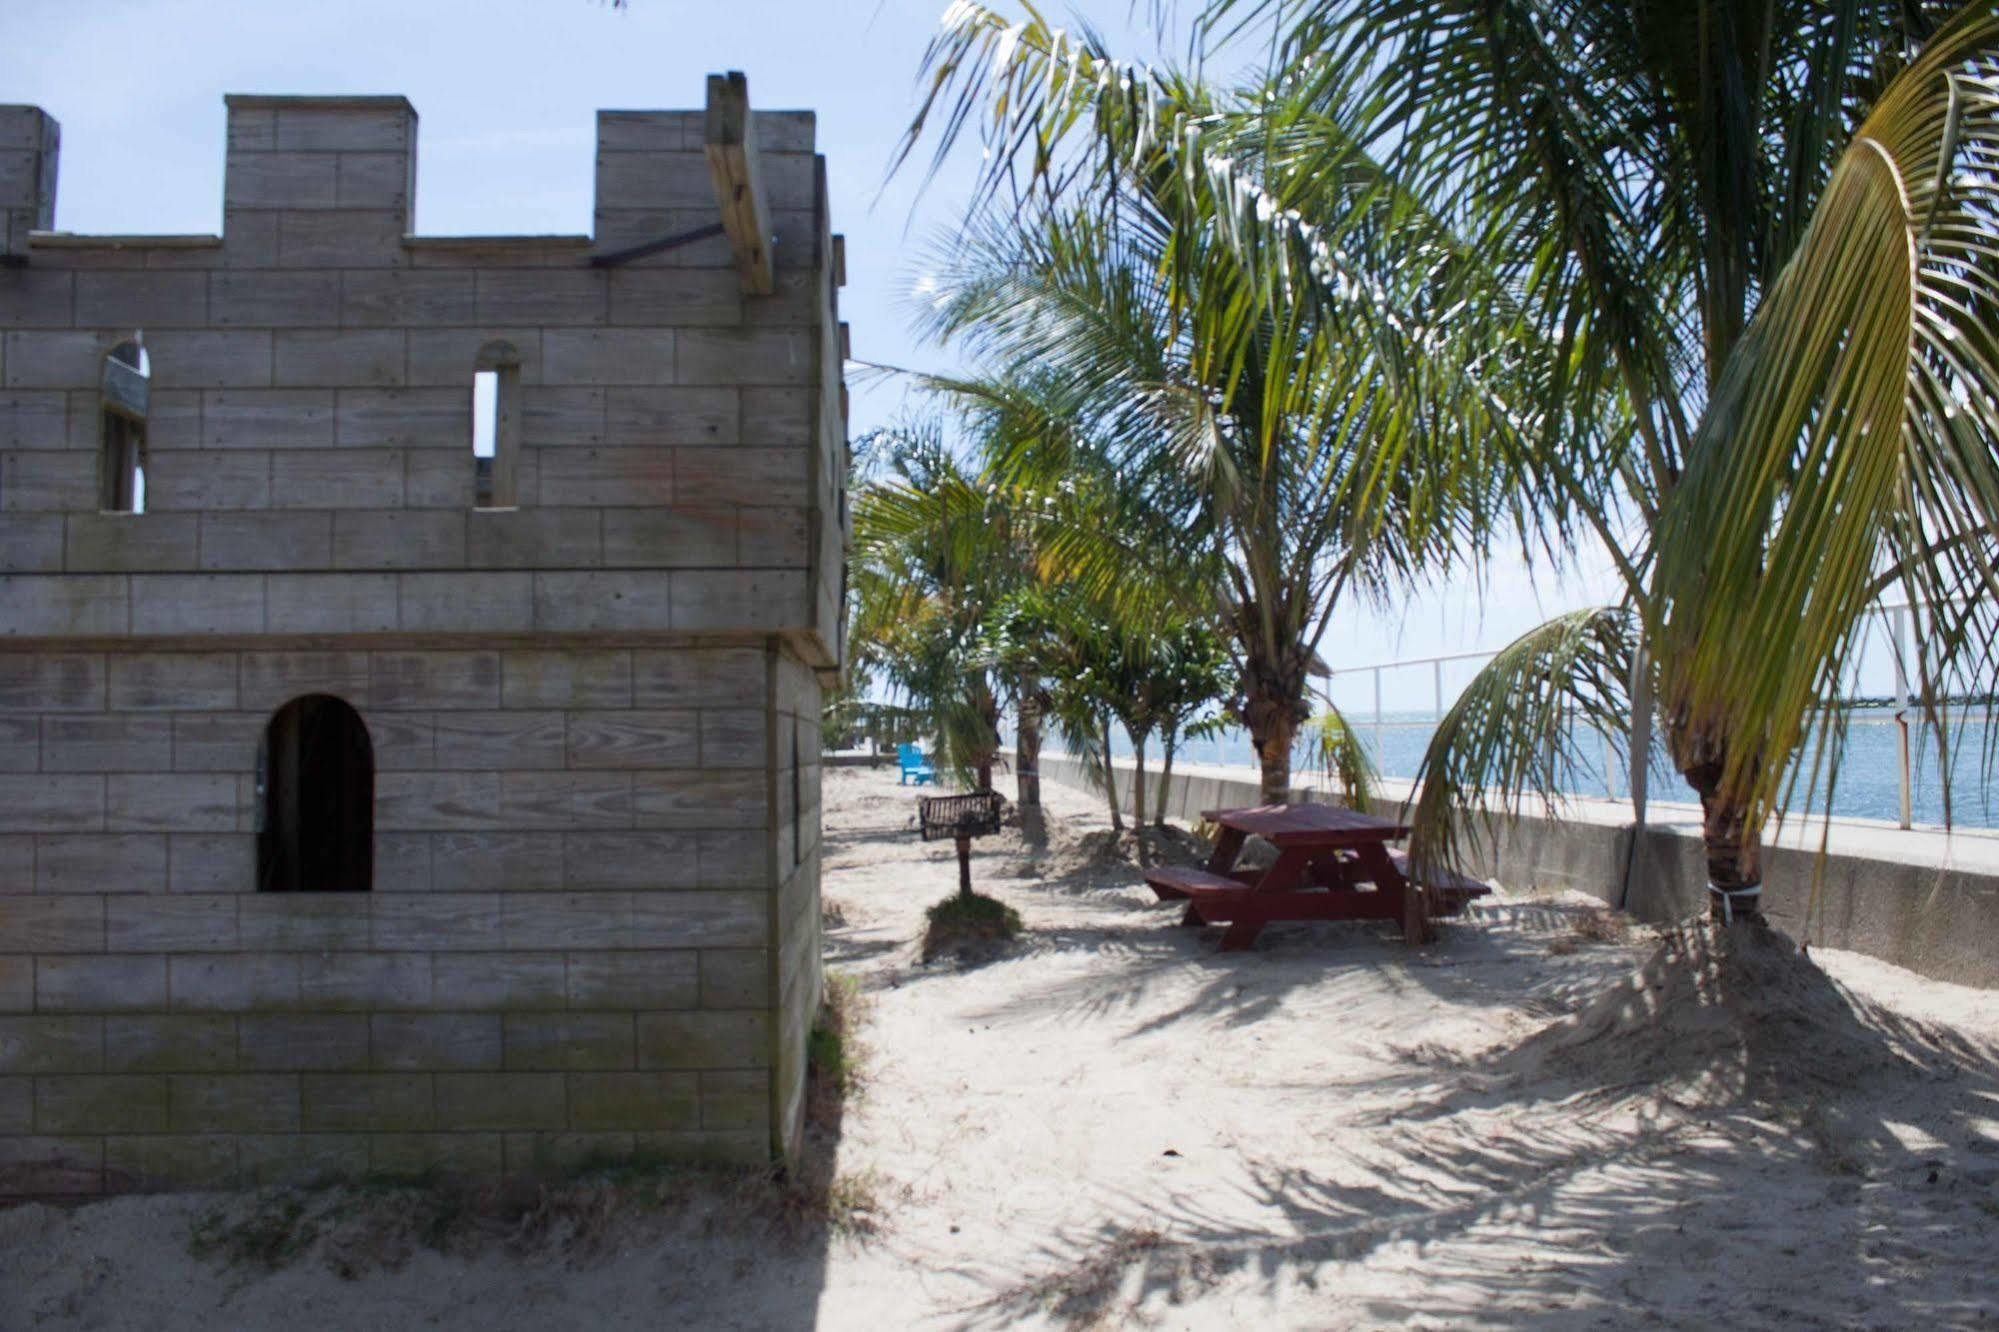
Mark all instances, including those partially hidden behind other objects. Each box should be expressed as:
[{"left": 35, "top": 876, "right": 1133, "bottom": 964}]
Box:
[{"left": 1027, "top": 750, "right": 1999, "bottom": 990}]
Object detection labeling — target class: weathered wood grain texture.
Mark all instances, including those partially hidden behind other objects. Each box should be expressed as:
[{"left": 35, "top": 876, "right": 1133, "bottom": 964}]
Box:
[{"left": 704, "top": 73, "right": 774, "bottom": 297}]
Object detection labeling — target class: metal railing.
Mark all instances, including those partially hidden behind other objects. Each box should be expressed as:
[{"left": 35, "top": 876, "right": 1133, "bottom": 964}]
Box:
[{"left": 1319, "top": 601, "right": 1939, "bottom": 830}]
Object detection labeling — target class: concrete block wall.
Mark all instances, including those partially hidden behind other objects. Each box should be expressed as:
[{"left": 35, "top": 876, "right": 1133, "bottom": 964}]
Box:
[
  {"left": 0, "top": 93, "right": 845, "bottom": 1191},
  {"left": 0, "top": 644, "right": 806, "bottom": 1192},
  {"left": 0, "top": 644, "right": 803, "bottom": 1192},
  {"left": 1, "top": 105, "right": 59, "bottom": 261},
  {"left": 770, "top": 651, "right": 822, "bottom": 1156}
]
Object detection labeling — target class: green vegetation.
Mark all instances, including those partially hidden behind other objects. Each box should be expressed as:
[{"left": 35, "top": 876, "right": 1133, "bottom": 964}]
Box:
[
  {"left": 883, "top": 1, "right": 1999, "bottom": 928},
  {"left": 851, "top": 393, "right": 1248, "bottom": 825},
  {"left": 921, "top": 890, "right": 1024, "bottom": 962},
  {"left": 186, "top": 1147, "right": 882, "bottom": 1277},
  {"left": 806, "top": 971, "right": 866, "bottom": 1129}
]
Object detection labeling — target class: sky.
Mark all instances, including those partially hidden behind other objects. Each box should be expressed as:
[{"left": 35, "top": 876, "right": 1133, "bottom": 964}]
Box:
[{"left": 4, "top": 0, "right": 1834, "bottom": 713}]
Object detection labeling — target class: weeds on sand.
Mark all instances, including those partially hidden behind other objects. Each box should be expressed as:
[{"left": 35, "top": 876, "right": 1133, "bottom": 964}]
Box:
[
  {"left": 822, "top": 896, "right": 851, "bottom": 928},
  {"left": 1547, "top": 906, "right": 1630, "bottom": 954},
  {"left": 921, "top": 890, "right": 1023, "bottom": 962},
  {"left": 185, "top": 1149, "right": 881, "bottom": 1278},
  {"left": 808, "top": 971, "right": 869, "bottom": 1130},
  {"left": 1795, "top": 1096, "right": 1868, "bottom": 1177}
]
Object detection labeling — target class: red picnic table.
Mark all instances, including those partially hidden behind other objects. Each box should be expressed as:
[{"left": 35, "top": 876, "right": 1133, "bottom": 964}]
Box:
[{"left": 1142, "top": 803, "right": 1490, "bottom": 951}]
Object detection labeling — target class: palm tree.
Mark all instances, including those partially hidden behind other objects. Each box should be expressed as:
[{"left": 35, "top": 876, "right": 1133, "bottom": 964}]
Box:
[
  {"left": 903, "top": 2, "right": 1999, "bottom": 924},
  {"left": 900, "top": 69, "right": 1521, "bottom": 804},
  {"left": 1207, "top": 1, "right": 1999, "bottom": 922},
  {"left": 850, "top": 428, "right": 1020, "bottom": 791},
  {"left": 852, "top": 389, "right": 1231, "bottom": 820}
]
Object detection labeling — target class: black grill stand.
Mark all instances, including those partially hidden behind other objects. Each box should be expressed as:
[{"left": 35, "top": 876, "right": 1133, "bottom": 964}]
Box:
[{"left": 917, "top": 791, "right": 1004, "bottom": 897}]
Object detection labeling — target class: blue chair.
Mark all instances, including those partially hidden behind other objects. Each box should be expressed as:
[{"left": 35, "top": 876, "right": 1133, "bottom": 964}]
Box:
[{"left": 898, "top": 742, "right": 937, "bottom": 786}]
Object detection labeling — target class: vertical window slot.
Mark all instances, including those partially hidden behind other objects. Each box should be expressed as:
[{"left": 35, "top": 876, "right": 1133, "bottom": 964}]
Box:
[
  {"left": 473, "top": 342, "right": 521, "bottom": 509},
  {"left": 100, "top": 338, "right": 149, "bottom": 514}
]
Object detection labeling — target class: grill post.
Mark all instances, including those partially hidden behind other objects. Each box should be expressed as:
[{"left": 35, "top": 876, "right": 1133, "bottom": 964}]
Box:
[{"left": 918, "top": 790, "right": 1004, "bottom": 898}]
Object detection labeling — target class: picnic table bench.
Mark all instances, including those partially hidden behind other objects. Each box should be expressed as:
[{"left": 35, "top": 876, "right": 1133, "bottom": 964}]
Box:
[{"left": 1143, "top": 803, "right": 1491, "bottom": 951}]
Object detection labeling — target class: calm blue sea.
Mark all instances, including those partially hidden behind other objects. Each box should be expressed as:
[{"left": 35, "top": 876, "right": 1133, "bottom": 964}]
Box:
[{"left": 1052, "top": 710, "right": 1999, "bottom": 829}]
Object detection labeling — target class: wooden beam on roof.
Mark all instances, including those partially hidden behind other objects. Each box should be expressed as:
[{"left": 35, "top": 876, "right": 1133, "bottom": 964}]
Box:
[{"left": 704, "top": 71, "right": 774, "bottom": 297}]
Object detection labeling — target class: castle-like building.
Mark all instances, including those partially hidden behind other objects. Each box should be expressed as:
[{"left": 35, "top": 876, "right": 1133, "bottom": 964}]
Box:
[{"left": 0, "top": 78, "right": 845, "bottom": 1192}]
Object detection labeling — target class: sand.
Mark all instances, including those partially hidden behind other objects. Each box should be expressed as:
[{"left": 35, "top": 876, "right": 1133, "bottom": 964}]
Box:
[{"left": 5, "top": 764, "right": 1998, "bottom": 1330}]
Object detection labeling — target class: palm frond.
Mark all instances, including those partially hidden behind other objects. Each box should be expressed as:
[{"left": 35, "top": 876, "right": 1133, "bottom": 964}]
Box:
[
  {"left": 1652, "top": 7, "right": 1999, "bottom": 826},
  {"left": 1304, "top": 704, "right": 1379, "bottom": 810},
  {"left": 1404, "top": 607, "right": 1637, "bottom": 879}
]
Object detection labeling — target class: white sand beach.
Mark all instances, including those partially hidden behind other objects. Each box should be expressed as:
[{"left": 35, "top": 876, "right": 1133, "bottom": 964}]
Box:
[{"left": 5, "top": 763, "right": 1997, "bottom": 1330}]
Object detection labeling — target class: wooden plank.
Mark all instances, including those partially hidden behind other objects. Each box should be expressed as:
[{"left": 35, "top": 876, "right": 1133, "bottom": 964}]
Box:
[
  {"left": 703, "top": 71, "right": 774, "bottom": 297},
  {"left": 1202, "top": 802, "right": 1410, "bottom": 844},
  {"left": 1140, "top": 866, "right": 1246, "bottom": 900}
]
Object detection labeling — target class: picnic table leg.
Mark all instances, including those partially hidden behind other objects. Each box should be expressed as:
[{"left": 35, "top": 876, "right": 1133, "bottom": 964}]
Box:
[
  {"left": 1218, "top": 906, "right": 1269, "bottom": 951},
  {"left": 1205, "top": 827, "right": 1247, "bottom": 875},
  {"left": 1209, "top": 849, "right": 1310, "bottom": 951},
  {"left": 1354, "top": 842, "right": 1433, "bottom": 945}
]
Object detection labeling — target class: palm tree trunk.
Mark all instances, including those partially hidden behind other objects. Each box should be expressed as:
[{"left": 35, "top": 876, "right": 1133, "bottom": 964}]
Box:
[
  {"left": 1015, "top": 672, "right": 1043, "bottom": 809},
  {"left": 1101, "top": 715, "right": 1124, "bottom": 833},
  {"left": 1131, "top": 732, "right": 1147, "bottom": 842},
  {"left": 1255, "top": 719, "right": 1296, "bottom": 805},
  {"left": 1241, "top": 644, "right": 1308, "bottom": 805},
  {"left": 974, "top": 684, "right": 998, "bottom": 792},
  {"left": 1155, "top": 732, "right": 1176, "bottom": 826},
  {"left": 1681, "top": 753, "right": 1765, "bottom": 926},
  {"left": 1245, "top": 693, "right": 1303, "bottom": 806}
]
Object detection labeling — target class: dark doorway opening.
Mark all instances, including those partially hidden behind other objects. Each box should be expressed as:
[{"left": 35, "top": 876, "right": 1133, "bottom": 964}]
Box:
[{"left": 258, "top": 694, "right": 374, "bottom": 892}]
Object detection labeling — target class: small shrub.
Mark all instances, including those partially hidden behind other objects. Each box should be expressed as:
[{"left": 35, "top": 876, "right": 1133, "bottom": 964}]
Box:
[
  {"left": 1549, "top": 906, "right": 1629, "bottom": 954},
  {"left": 1574, "top": 906, "right": 1628, "bottom": 942},
  {"left": 921, "top": 890, "right": 1023, "bottom": 962},
  {"left": 807, "top": 972, "right": 866, "bottom": 1130}
]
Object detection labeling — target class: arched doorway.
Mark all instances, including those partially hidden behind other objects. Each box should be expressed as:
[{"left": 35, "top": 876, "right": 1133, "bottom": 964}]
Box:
[{"left": 258, "top": 694, "right": 374, "bottom": 892}]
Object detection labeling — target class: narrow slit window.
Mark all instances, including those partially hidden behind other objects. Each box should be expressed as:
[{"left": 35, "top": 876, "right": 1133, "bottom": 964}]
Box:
[
  {"left": 99, "top": 339, "right": 149, "bottom": 514},
  {"left": 258, "top": 694, "right": 374, "bottom": 893},
  {"left": 472, "top": 342, "right": 521, "bottom": 509},
  {"left": 472, "top": 369, "right": 498, "bottom": 500}
]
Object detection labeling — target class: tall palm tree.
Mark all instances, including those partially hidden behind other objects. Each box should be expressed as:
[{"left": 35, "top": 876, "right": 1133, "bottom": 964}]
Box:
[
  {"left": 1211, "top": 0, "right": 1999, "bottom": 921},
  {"left": 900, "top": 57, "right": 1524, "bottom": 803}
]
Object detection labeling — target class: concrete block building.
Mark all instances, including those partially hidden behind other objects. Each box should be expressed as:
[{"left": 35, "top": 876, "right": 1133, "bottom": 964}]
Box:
[{"left": 0, "top": 83, "right": 846, "bottom": 1193}]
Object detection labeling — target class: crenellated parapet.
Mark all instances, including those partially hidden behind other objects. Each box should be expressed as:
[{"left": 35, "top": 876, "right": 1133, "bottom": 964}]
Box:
[
  {"left": 0, "top": 83, "right": 851, "bottom": 673},
  {"left": 0, "top": 105, "right": 59, "bottom": 263}
]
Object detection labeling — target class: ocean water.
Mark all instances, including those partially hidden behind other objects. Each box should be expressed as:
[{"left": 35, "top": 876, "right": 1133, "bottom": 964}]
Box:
[{"left": 1058, "top": 710, "right": 1999, "bottom": 829}]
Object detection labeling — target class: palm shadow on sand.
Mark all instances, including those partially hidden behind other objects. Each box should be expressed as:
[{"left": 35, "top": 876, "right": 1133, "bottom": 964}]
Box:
[{"left": 938, "top": 923, "right": 1999, "bottom": 1329}]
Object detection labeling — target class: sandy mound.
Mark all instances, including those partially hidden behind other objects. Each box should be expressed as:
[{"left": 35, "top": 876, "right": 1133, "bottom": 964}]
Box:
[
  {"left": 1034, "top": 824, "right": 1210, "bottom": 882},
  {"left": 1496, "top": 921, "right": 1971, "bottom": 1107}
]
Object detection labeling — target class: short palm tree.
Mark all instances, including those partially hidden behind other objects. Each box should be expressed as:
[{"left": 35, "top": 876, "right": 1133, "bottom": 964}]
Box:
[{"left": 850, "top": 429, "right": 1022, "bottom": 791}]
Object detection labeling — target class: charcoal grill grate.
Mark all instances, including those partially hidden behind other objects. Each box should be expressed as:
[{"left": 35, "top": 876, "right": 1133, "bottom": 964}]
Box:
[{"left": 917, "top": 791, "right": 1004, "bottom": 842}]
